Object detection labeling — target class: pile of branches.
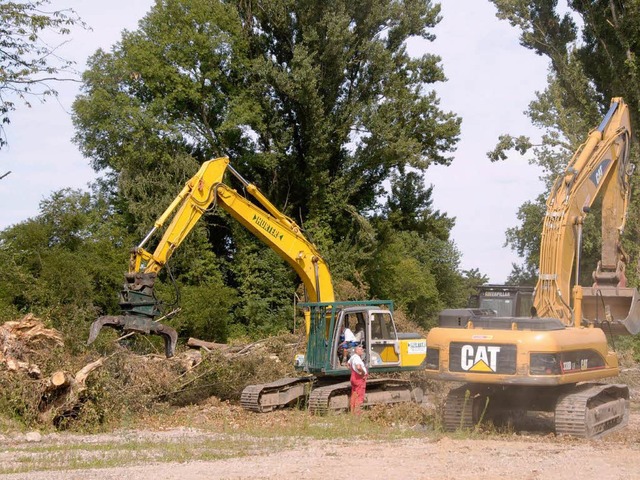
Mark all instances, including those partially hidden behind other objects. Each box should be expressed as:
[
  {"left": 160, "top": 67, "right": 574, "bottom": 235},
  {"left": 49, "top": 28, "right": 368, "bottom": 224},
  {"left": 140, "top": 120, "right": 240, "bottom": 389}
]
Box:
[
  {"left": 0, "top": 315, "right": 106, "bottom": 428},
  {"left": 0, "top": 313, "right": 64, "bottom": 377},
  {"left": 0, "top": 316, "right": 302, "bottom": 430}
]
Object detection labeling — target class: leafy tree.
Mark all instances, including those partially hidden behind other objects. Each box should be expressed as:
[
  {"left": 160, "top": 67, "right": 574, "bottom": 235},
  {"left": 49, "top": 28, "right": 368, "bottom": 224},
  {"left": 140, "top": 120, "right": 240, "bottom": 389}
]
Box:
[
  {"left": 383, "top": 170, "right": 455, "bottom": 240},
  {"left": 72, "top": 1, "right": 249, "bottom": 183},
  {"left": 226, "top": 228, "right": 299, "bottom": 338},
  {"left": 234, "top": 0, "right": 461, "bottom": 231},
  {"left": 71, "top": 0, "right": 462, "bottom": 335},
  {"left": 368, "top": 171, "right": 465, "bottom": 327},
  {"left": 73, "top": 0, "right": 460, "bottom": 240},
  {"left": 175, "top": 283, "right": 238, "bottom": 342},
  {"left": 0, "top": 189, "right": 128, "bottom": 350},
  {"left": 460, "top": 267, "right": 490, "bottom": 294},
  {"left": 489, "top": 0, "right": 640, "bottom": 284},
  {"left": 0, "top": 1, "right": 85, "bottom": 148},
  {"left": 367, "top": 230, "right": 441, "bottom": 327}
]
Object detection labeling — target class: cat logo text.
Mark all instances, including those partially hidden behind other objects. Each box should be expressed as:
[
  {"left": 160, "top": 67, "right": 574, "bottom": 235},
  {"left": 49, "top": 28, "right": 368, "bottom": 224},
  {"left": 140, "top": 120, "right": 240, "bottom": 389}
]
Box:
[{"left": 460, "top": 345, "right": 501, "bottom": 372}]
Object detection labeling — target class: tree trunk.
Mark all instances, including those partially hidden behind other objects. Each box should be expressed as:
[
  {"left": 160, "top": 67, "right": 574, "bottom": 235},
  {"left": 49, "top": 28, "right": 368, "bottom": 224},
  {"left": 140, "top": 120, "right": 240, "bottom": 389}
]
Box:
[
  {"left": 38, "top": 358, "right": 104, "bottom": 426},
  {"left": 186, "top": 338, "right": 229, "bottom": 351}
]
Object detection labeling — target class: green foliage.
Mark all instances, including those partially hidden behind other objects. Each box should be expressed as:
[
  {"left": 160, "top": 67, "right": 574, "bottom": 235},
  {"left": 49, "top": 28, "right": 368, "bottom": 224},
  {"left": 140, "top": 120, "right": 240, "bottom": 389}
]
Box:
[
  {"left": 367, "top": 229, "right": 459, "bottom": 329},
  {"left": 487, "top": 134, "right": 533, "bottom": 162},
  {"left": 174, "top": 282, "right": 237, "bottom": 343},
  {"left": 622, "top": 175, "right": 640, "bottom": 287},
  {"left": 227, "top": 232, "right": 297, "bottom": 338},
  {"left": 77, "top": 353, "right": 180, "bottom": 431},
  {"left": 0, "top": 371, "right": 42, "bottom": 428},
  {"left": 168, "top": 334, "right": 299, "bottom": 406},
  {"left": 72, "top": 1, "right": 247, "bottom": 174},
  {"left": 455, "top": 268, "right": 492, "bottom": 307},
  {"left": 72, "top": 0, "right": 461, "bottom": 306},
  {"left": 235, "top": 0, "right": 461, "bottom": 234},
  {"left": 383, "top": 170, "right": 455, "bottom": 240},
  {"left": 368, "top": 170, "right": 467, "bottom": 327},
  {"left": 616, "top": 335, "right": 640, "bottom": 365},
  {"left": 490, "top": 0, "right": 640, "bottom": 284},
  {"left": 503, "top": 194, "right": 545, "bottom": 280},
  {"left": 0, "top": 189, "right": 129, "bottom": 349}
]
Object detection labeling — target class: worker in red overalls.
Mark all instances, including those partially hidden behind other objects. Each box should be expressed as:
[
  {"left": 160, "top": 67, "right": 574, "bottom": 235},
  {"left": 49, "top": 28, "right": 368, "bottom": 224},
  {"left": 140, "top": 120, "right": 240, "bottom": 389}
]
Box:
[{"left": 347, "top": 345, "right": 368, "bottom": 414}]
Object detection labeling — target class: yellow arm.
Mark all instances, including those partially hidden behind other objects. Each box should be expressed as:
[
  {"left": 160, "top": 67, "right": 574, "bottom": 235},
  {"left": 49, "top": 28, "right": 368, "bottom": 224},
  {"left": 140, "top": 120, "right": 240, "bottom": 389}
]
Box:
[
  {"left": 534, "top": 97, "right": 632, "bottom": 323},
  {"left": 131, "top": 156, "right": 335, "bottom": 305}
]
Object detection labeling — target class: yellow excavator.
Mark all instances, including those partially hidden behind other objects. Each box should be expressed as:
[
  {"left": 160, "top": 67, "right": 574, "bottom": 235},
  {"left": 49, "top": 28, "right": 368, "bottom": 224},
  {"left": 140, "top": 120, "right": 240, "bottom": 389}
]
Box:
[
  {"left": 425, "top": 97, "right": 638, "bottom": 438},
  {"left": 87, "top": 156, "right": 427, "bottom": 413}
]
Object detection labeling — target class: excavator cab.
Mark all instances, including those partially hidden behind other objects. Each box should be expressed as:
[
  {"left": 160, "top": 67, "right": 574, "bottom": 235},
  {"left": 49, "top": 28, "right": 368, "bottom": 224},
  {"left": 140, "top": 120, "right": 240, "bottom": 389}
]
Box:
[
  {"left": 468, "top": 284, "right": 534, "bottom": 317},
  {"left": 328, "top": 306, "right": 402, "bottom": 370},
  {"left": 297, "top": 301, "right": 425, "bottom": 375}
]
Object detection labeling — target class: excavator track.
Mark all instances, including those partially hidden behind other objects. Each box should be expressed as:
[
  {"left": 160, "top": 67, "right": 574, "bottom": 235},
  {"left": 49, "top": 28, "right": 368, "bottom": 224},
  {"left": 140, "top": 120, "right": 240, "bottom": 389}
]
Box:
[
  {"left": 443, "top": 386, "right": 477, "bottom": 431},
  {"left": 240, "top": 377, "right": 314, "bottom": 412},
  {"left": 308, "top": 380, "right": 352, "bottom": 414},
  {"left": 308, "top": 378, "right": 422, "bottom": 415},
  {"left": 555, "top": 383, "right": 629, "bottom": 439}
]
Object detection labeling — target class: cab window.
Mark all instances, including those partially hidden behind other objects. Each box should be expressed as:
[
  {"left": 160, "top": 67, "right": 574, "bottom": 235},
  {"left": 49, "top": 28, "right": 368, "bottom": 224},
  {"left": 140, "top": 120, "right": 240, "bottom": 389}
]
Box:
[{"left": 371, "top": 312, "right": 395, "bottom": 340}]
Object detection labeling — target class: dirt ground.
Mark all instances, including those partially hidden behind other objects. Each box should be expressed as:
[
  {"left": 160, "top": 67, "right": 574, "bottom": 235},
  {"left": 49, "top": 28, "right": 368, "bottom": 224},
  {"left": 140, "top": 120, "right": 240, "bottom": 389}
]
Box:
[
  {"left": 2, "top": 425, "right": 640, "bottom": 480},
  {"left": 2, "top": 401, "right": 640, "bottom": 480},
  {"left": 2, "top": 368, "right": 640, "bottom": 479}
]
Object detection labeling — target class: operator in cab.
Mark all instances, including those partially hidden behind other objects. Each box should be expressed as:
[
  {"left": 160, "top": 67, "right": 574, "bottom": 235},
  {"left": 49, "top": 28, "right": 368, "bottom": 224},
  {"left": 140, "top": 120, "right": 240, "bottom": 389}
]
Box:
[{"left": 338, "top": 323, "right": 359, "bottom": 365}]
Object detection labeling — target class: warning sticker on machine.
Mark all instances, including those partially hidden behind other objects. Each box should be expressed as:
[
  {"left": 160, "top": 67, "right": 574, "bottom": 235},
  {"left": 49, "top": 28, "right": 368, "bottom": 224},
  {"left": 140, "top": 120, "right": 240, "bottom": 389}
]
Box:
[{"left": 407, "top": 340, "right": 427, "bottom": 355}]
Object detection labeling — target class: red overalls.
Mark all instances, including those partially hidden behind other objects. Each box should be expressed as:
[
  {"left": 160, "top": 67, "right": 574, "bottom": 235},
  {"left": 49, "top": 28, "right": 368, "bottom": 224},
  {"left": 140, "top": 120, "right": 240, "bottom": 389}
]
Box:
[{"left": 349, "top": 361, "right": 367, "bottom": 414}]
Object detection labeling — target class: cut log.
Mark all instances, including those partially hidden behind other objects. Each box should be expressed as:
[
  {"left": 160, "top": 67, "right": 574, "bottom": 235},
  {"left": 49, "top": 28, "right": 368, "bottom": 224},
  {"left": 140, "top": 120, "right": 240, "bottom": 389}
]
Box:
[
  {"left": 187, "top": 338, "right": 229, "bottom": 351},
  {"left": 178, "top": 349, "right": 202, "bottom": 373},
  {"left": 74, "top": 358, "right": 104, "bottom": 387},
  {"left": 38, "top": 358, "right": 105, "bottom": 426},
  {"left": 49, "top": 371, "right": 73, "bottom": 389},
  {"left": 0, "top": 314, "right": 63, "bottom": 378}
]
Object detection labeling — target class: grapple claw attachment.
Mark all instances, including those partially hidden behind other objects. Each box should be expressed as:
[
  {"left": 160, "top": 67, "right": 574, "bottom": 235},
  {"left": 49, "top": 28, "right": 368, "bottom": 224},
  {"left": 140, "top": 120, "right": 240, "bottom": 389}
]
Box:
[
  {"left": 87, "top": 315, "right": 177, "bottom": 358},
  {"left": 87, "top": 316, "right": 124, "bottom": 346},
  {"left": 149, "top": 321, "right": 178, "bottom": 358}
]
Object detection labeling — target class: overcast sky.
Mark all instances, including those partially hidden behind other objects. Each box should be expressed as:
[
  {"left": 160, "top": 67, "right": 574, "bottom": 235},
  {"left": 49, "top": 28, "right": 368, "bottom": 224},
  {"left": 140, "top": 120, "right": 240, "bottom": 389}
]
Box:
[{"left": 0, "top": 0, "right": 549, "bottom": 283}]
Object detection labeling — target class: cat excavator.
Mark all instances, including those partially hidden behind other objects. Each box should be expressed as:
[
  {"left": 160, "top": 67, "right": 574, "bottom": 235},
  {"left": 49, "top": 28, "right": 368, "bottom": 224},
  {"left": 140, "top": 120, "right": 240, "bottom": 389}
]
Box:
[
  {"left": 87, "top": 156, "right": 426, "bottom": 413},
  {"left": 425, "top": 97, "right": 639, "bottom": 438}
]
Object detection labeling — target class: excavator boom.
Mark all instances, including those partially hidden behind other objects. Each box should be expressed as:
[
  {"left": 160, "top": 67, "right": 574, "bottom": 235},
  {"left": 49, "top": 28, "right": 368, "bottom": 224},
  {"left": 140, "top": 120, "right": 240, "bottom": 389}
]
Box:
[
  {"left": 535, "top": 98, "right": 633, "bottom": 327},
  {"left": 88, "top": 157, "right": 333, "bottom": 356}
]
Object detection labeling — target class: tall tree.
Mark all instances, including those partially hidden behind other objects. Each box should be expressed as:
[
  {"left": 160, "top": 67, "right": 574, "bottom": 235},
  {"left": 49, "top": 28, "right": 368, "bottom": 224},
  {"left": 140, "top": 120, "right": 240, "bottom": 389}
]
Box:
[
  {"left": 369, "top": 171, "right": 465, "bottom": 327},
  {"left": 234, "top": 0, "right": 460, "bottom": 233},
  {"left": 489, "top": 0, "right": 640, "bottom": 284},
  {"left": 74, "top": 0, "right": 460, "bottom": 231},
  {"left": 72, "top": 0, "right": 462, "bottom": 326}
]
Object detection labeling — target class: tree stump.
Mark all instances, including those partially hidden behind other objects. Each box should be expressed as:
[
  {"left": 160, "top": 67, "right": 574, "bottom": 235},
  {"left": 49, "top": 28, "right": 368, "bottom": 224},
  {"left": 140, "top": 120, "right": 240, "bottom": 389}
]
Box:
[{"left": 38, "top": 358, "right": 104, "bottom": 426}]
